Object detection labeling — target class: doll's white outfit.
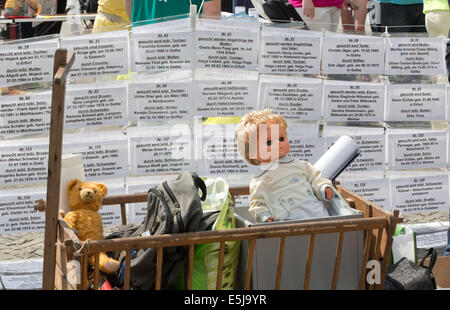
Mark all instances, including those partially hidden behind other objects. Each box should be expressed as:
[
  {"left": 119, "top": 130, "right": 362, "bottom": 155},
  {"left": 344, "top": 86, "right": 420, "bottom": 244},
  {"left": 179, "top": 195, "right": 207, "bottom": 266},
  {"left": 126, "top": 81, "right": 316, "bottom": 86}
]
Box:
[{"left": 249, "top": 156, "right": 332, "bottom": 222}]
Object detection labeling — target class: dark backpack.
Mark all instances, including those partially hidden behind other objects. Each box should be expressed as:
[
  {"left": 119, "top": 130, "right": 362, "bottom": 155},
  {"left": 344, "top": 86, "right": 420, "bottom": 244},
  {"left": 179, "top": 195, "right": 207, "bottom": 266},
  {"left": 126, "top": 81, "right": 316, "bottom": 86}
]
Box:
[
  {"left": 262, "top": 0, "right": 305, "bottom": 24},
  {"left": 106, "top": 171, "right": 207, "bottom": 290}
]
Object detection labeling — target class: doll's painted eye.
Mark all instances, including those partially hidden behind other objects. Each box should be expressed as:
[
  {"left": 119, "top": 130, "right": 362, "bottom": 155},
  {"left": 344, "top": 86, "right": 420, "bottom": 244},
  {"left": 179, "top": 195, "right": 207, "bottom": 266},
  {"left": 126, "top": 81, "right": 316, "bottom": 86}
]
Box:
[
  {"left": 266, "top": 140, "right": 272, "bottom": 146},
  {"left": 279, "top": 137, "right": 285, "bottom": 142}
]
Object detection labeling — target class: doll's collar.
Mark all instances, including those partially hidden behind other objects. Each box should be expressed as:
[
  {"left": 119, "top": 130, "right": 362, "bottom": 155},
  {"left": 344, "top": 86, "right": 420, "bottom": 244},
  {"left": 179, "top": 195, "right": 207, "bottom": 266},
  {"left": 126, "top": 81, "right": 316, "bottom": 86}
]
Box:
[{"left": 256, "top": 156, "right": 295, "bottom": 177}]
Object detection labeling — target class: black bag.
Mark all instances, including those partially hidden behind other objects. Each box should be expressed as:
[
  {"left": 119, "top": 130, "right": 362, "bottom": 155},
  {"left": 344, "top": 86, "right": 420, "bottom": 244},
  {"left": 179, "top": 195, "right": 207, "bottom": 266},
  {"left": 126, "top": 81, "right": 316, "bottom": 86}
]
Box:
[
  {"left": 106, "top": 171, "right": 207, "bottom": 290},
  {"left": 262, "top": 0, "right": 305, "bottom": 24},
  {"left": 384, "top": 248, "right": 437, "bottom": 290}
]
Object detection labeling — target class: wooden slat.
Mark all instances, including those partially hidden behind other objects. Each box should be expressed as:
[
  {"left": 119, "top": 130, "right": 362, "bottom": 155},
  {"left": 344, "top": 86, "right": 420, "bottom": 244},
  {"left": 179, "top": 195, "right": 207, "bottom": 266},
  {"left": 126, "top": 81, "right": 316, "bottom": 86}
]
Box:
[
  {"left": 93, "top": 253, "right": 100, "bottom": 290},
  {"left": 275, "top": 236, "right": 286, "bottom": 290},
  {"left": 331, "top": 232, "right": 345, "bottom": 289},
  {"left": 244, "top": 239, "right": 256, "bottom": 290},
  {"left": 42, "top": 48, "right": 71, "bottom": 290},
  {"left": 120, "top": 203, "right": 127, "bottom": 225},
  {"left": 187, "top": 245, "right": 195, "bottom": 290},
  {"left": 216, "top": 241, "right": 226, "bottom": 290},
  {"left": 303, "top": 234, "right": 315, "bottom": 290},
  {"left": 155, "top": 247, "right": 163, "bottom": 290},
  {"left": 54, "top": 53, "right": 75, "bottom": 85},
  {"left": 123, "top": 250, "right": 131, "bottom": 290},
  {"left": 359, "top": 229, "right": 373, "bottom": 290},
  {"left": 369, "top": 229, "right": 384, "bottom": 290},
  {"left": 81, "top": 255, "right": 88, "bottom": 290}
]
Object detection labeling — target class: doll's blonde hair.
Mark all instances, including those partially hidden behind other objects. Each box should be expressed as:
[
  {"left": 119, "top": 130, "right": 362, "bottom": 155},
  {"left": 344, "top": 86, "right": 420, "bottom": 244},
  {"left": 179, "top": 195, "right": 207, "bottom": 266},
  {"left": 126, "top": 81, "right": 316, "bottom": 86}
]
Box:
[{"left": 235, "top": 109, "right": 287, "bottom": 166}]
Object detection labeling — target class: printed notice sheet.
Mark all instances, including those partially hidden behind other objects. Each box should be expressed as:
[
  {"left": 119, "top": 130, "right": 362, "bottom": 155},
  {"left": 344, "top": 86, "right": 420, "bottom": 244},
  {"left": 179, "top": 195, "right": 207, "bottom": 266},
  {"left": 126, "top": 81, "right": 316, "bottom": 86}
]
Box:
[
  {"left": 0, "top": 39, "right": 58, "bottom": 88},
  {"left": 259, "top": 27, "right": 321, "bottom": 75},
  {"left": 258, "top": 76, "right": 322, "bottom": 121},
  {"left": 339, "top": 177, "right": 390, "bottom": 210},
  {"left": 322, "top": 34, "right": 385, "bottom": 74}
]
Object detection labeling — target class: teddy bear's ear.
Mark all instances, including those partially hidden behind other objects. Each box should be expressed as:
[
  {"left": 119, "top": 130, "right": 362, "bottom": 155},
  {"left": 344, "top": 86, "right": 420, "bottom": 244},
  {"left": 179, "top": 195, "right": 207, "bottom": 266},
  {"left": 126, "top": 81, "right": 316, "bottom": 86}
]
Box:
[
  {"left": 95, "top": 183, "right": 108, "bottom": 196},
  {"left": 67, "top": 179, "right": 80, "bottom": 192}
]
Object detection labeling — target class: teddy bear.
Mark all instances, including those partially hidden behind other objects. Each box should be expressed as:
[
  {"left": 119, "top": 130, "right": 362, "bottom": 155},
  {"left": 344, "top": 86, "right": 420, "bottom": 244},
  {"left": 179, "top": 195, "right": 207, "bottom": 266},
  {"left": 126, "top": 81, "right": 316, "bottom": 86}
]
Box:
[{"left": 64, "top": 179, "right": 120, "bottom": 274}]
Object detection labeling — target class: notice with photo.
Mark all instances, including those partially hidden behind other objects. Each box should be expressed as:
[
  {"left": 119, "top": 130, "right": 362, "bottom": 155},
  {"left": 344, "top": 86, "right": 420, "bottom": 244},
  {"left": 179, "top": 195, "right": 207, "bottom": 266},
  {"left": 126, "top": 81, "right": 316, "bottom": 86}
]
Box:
[
  {"left": 386, "top": 84, "right": 446, "bottom": 121},
  {"left": 0, "top": 138, "right": 48, "bottom": 186},
  {"left": 195, "top": 19, "right": 259, "bottom": 71},
  {"left": 194, "top": 71, "right": 258, "bottom": 117},
  {"left": 259, "top": 27, "right": 321, "bottom": 74},
  {"left": 339, "top": 178, "right": 390, "bottom": 210},
  {"left": 130, "top": 19, "right": 194, "bottom": 72},
  {"left": 61, "top": 31, "right": 129, "bottom": 79},
  {"left": 323, "top": 81, "right": 385, "bottom": 122},
  {"left": 390, "top": 174, "right": 449, "bottom": 214},
  {"left": 65, "top": 84, "right": 127, "bottom": 129},
  {"left": 0, "top": 188, "right": 46, "bottom": 234},
  {"left": 0, "top": 93, "right": 51, "bottom": 137},
  {"left": 258, "top": 77, "right": 322, "bottom": 121},
  {"left": 387, "top": 130, "right": 447, "bottom": 170},
  {"left": 0, "top": 39, "right": 58, "bottom": 87},
  {"left": 385, "top": 37, "right": 444, "bottom": 75},
  {"left": 63, "top": 132, "right": 128, "bottom": 180},
  {"left": 128, "top": 81, "right": 193, "bottom": 122},
  {"left": 129, "top": 126, "right": 194, "bottom": 176},
  {"left": 322, "top": 34, "right": 385, "bottom": 74}
]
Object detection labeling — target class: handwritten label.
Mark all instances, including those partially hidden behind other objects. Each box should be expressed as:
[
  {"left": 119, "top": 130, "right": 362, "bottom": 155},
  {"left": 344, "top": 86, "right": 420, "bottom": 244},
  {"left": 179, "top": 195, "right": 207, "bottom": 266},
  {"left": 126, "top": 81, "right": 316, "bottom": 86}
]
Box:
[
  {"left": 386, "top": 84, "right": 446, "bottom": 121},
  {"left": 0, "top": 40, "right": 58, "bottom": 87},
  {"left": 65, "top": 85, "right": 127, "bottom": 129},
  {"left": 387, "top": 131, "right": 447, "bottom": 170},
  {"left": 322, "top": 35, "right": 385, "bottom": 74},
  {"left": 385, "top": 37, "right": 444, "bottom": 75},
  {"left": 391, "top": 174, "right": 449, "bottom": 213},
  {"left": 128, "top": 81, "right": 193, "bottom": 122},
  {"left": 259, "top": 28, "right": 320, "bottom": 74},
  {"left": 323, "top": 81, "right": 385, "bottom": 122},
  {"left": 0, "top": 93, "right": 51, "bottom": 137},
  {"left": 258, "top": 79, "right": 322, "bottom": 121}
]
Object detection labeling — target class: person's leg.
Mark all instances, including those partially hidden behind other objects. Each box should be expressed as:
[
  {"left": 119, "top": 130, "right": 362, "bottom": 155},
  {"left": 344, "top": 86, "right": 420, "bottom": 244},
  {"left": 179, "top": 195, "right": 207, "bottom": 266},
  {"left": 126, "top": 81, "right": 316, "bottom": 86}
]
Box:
[
  {"left": 445, "top": 227, "right": 450, "bottom": 256},
  {"left": 297, "top": 7, "right": 339, "bottom": 31},
  {"left": 329, "top": 7, "right": 341, "bottom": 32},
  {"left": 353, "top": 0, "right": 368, "bottom": 33},
  {"left": 380, "top": 3, "right": 411, "bottom": 33},
  {"left": 411, "top": 3, "right": 427, "bottom": 32},
  {"left": 340, "top": 6, "right": 354, "bottom": 33}
]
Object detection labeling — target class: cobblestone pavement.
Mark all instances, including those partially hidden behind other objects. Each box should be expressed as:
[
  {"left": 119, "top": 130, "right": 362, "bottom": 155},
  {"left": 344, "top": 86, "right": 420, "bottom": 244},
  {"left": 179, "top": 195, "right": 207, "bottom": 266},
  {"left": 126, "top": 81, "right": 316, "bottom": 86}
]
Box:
[{"left": 0, "top": 211, "right": 448, "bottom": 262}]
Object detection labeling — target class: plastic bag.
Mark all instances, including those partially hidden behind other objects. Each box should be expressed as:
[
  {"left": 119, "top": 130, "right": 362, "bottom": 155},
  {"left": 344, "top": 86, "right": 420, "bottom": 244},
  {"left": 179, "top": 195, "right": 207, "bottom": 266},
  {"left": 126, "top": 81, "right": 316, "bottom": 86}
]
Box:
[{"left": 4, "top": 0, "right": 41, "bottom": 18}]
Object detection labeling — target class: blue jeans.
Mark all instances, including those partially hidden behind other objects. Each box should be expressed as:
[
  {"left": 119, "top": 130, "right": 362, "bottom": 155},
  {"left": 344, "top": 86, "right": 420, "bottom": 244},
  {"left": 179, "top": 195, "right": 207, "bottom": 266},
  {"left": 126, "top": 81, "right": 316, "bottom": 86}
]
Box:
[
  {"left": 445, "top": 227, "right": 450, "bottom": 256},
  {"left": 380, "top": 3, "right": 426, "bottom": 33}
]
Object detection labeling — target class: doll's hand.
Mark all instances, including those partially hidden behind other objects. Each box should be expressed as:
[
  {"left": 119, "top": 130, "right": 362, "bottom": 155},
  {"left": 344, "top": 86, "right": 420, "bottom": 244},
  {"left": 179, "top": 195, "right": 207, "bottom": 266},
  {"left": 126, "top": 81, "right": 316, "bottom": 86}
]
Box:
[
  {"left": 265, "top": 216, "right": 275, "bottom": 222},
  {"left": 324, "top": 187, "right": 334, "bottom": 200}
]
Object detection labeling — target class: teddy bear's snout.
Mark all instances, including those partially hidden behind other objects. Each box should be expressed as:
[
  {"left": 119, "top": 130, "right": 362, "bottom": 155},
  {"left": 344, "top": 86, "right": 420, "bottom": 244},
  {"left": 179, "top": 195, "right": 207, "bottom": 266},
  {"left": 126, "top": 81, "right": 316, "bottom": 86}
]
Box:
[{"left": 80, "top": 188, "right": 96, "bottom": 203}]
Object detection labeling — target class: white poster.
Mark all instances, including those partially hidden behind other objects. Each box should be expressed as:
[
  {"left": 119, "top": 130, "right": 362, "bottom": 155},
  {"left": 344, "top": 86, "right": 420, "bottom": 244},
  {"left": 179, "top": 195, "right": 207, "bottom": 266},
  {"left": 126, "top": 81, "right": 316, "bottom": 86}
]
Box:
[
  {"left": 61, "top": 31, "right": 129, "bottom": 79},
  {"left": 0, "top": 187, "right": 46, "bottom": 234},
  {"left": 390, "top": 174, "right": 449, "bottom": 214},
  {"left": 0, "top": 39, "right": 58, "bottom": 87},
  {"left": 385, "top": 37, "right": 445, "bottom": 75},
  {"left": 0, "top": 138, "right": 48, "bottom": 186},
  {"left": 65, "top": 83, "right": 128, "bottom": 129},
  {"left": 288, "top": 136, "right": 325, "bottom": 165},
  {"left": 130, "top": 18, "right": 194, "bottom": 73},
  {"left": 339, "top": 177, "right": 391, "bottom": 210},
  {"left": 194, "top": 70, "right": 258, "bottom": 117},
  {"left": 128, "top": 80, "right": 193, "bottom": 123},
  {"left": 324, "top": 128, "right": 386, "bottom": 173},
  {"left": 195, "top": 18, "right": 259, "bottom": 71},
  {"left": 63, "top": 131, "right": 129, "bottom": 180},
  {"left": 322, "top": 34, "right": 385, "bottom": 74},
  {"left": 387, "top": 130, "right": 447, "bottom": 170},
  {"left": 323, "top": 81, "right": 385, "bottom": 122},
  {"left": 98, "top": 180, "right": 126, "bottom": 226},
  {"left": 258, "top": 76, "right": 322, "bottom": 121},
  {"left": 0, "top": 92, "right": 51, "bottom": 137},
  {"left": 259, "top": 27, "right": 321, "bottom": 75},
  {"left": 386, "top": 84, "right": 446, "bottom": 121},
  {"left": 128, "top": 126, "right": 194, "bottom": 176},
  {"left": 197, "top": 123, "right": 258, "bottom": 177}
]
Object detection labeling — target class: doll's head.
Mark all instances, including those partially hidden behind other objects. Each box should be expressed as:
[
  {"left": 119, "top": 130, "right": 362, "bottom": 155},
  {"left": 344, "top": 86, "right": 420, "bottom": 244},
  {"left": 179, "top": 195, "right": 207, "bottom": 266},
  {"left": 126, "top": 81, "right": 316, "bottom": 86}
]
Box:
[{"left": 235, "top": 109, "right": 290, "bottom": 165}]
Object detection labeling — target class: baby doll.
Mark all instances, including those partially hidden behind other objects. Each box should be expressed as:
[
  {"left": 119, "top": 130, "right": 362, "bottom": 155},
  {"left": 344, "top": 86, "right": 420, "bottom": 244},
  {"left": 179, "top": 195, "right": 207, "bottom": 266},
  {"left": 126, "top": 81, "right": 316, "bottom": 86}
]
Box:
[{"left": 235, "top": 109, "right": 334, "bottom": 223}]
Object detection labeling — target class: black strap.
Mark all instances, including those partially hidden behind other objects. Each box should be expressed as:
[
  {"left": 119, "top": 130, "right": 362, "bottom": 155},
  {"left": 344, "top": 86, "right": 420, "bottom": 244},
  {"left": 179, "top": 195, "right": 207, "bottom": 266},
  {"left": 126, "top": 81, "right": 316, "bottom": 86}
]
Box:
[
  {"left": 190, "top": 172, "right": 207, "bottom": 201},
  {"left": 420, "top": 247, "right": 437, "bottom": 270}
]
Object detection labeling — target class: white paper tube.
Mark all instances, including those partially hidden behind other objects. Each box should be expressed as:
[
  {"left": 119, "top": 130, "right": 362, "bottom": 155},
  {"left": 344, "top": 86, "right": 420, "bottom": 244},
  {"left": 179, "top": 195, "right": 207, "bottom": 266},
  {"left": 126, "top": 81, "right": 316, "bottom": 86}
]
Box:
[{"left": 313, "top": 135, "right": 359, "bottom": 180}]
